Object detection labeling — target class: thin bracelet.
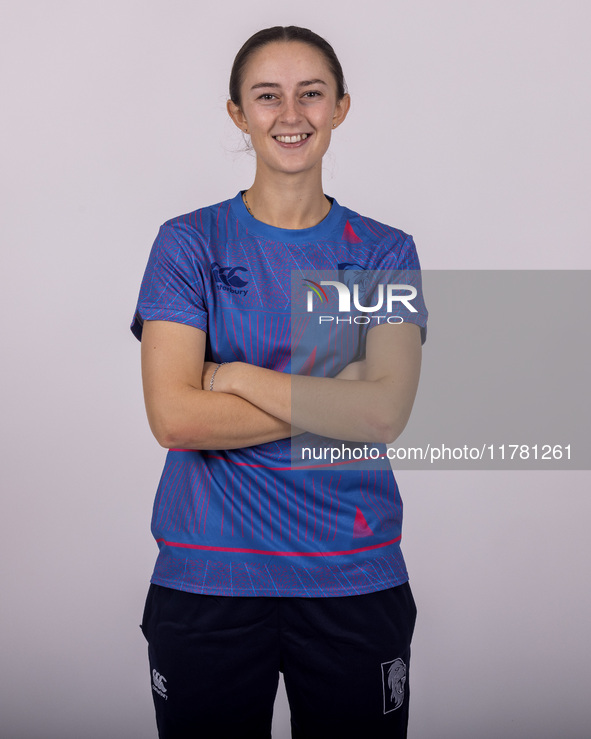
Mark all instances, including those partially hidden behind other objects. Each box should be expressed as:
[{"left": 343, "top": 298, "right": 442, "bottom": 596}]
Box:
[{"left": 209, "top": 362, "right": 228, "bottom": 391}]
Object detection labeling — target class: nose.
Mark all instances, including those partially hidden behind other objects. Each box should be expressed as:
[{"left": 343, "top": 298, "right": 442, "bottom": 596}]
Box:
[{"left": 279, "top": 95, "right": 302, "bottom": 125}]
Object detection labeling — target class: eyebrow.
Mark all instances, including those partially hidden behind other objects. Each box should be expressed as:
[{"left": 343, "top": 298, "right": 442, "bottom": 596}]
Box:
[{"left": 250, "top": 79, "right": 328, "bottom": 91}]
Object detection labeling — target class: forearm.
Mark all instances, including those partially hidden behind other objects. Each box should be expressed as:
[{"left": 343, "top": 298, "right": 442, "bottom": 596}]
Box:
[
  {"left": 212, "top": 323, "right": 422, "bottom": 444},
  {"left": 148, "top": 383, "right": 298, "bottom": 450},
  {"left": 156, "top": 359, "right": 366, "bottom": 451},
  {"left": 216, "top": 363, "right": 413, "bottom": 444}
]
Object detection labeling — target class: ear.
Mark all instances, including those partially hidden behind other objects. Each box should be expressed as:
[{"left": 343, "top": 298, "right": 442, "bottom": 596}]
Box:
[
  {"left": 227, "top": 99, "right": 248, "bottom": 132},
  {"left": 332, "top": 93, "right": 351, "bottom": 129}
]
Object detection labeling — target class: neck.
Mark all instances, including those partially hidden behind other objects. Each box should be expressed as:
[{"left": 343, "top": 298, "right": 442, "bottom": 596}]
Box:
[{"left": 243, "top": 170, "right": 331, "bottom": 230}]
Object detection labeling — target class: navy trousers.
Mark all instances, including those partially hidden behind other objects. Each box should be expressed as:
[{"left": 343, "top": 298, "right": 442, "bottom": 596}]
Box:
[{"left": 141, "top": 582, "right": 417, "bottom": 738}]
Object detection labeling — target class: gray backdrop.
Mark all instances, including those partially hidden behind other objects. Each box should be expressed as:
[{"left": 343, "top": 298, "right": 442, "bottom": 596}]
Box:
[{"left": 1, "top": 1, "right": 590, "bottom": 737}]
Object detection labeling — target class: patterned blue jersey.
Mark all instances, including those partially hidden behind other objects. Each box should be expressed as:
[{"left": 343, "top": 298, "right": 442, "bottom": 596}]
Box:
[{"left": 131, "top": 192, "right": 428, "bottom": 596}]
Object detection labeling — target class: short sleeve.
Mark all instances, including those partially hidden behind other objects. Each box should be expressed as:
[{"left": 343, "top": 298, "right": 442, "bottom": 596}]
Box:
[
  {"left": 130, "top": 224, "right": 208, "bottom": 341},
  {"left": 369, "top": 234, "right": 428, "bottom": 345}
]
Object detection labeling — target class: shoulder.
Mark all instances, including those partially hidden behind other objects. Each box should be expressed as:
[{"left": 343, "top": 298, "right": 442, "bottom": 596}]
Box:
[
  {"left": 341, "top": 204, "right": 411, "bottom": 246},
  {"left": 160, "top": 195, "right": 236, "bottom": 239},
  {"left": 336, "top": 202, "right": 419, "bottom": 269},
  {"left": 147, "top": 195, "right": 242, "bottom": 266}
]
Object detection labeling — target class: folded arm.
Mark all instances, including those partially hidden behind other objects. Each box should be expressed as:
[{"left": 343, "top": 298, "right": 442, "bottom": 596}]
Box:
[
  {"left": 142, "top": 319, "right": 421, "bottom": 449},
  {"left": 207, "top": 321, "right": 422, "bottom": 444},
  {"left": 141, "top": 320, "right": 297, "bottom": 449}
]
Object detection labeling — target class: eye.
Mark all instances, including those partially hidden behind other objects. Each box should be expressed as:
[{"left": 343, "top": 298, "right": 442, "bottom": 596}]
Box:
[
  {"left": 257, "top": 93, "right": 277, "bottom": 101},
  {"left": 303, "top": 91, "right": 322, "bottom": 98}
]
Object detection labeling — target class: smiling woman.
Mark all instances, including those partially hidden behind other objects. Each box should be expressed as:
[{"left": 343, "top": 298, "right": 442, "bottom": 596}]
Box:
[
  {"left": 132, "top": 25, "right": 427, "bottom": 739},
  {"left": 226, "top": 37, "right": 351, "bottom": 229}
]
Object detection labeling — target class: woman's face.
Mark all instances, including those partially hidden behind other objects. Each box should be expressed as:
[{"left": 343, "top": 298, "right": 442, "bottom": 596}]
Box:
[{"left": 228, "top": 41, "right": 350, "bottom": 179}]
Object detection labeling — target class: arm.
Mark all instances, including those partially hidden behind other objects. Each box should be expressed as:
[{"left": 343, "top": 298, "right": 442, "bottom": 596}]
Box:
[
  {"left": 209, "top": 321, "right": 422, "bottom": 444},
  {"left": 141, "top": 320, "right": 297, "bottom": 450}
]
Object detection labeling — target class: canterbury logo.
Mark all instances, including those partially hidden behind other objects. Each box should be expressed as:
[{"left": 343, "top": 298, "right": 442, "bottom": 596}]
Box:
[
  {"left": 211, "top": 262, "right": 248, "bottom": 288},
  {"left": 211, "top": 262, "right": 249, "bottom": 297},
  {"left": 152, "top": 669, "right": 168, "bottom": 696}
]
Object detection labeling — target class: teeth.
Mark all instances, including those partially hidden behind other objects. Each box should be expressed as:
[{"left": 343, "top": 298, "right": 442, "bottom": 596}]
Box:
[{"left": 275, "top": 134, "right": 308, "bottom": 143}]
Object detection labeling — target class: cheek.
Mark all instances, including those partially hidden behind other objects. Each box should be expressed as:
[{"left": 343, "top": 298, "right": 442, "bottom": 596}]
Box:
[
  {"left": 247, "top": 110, "right": 274, "bottom": 133},
  {"left": 312, "top": 105, "right": 336, "bottom": 127}
]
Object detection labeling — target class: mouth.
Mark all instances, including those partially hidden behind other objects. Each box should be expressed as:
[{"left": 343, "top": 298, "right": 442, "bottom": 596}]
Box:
[{"left": 272, "top": 133, "right": 312, "bottom": 147}]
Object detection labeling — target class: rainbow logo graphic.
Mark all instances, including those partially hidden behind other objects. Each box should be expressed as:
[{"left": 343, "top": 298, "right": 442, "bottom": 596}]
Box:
[{"left": 302, "top": 279, "right": 329, "bottom": 304}]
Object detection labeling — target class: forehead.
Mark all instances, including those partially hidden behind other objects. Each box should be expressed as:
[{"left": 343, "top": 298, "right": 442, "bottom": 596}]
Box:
[{"left": 242, "top": 41, "right": 334, "bottom": 89}]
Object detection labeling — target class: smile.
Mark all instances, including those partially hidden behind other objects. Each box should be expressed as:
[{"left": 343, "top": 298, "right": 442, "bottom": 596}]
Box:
[{"left": 273, "top": 134, "right": 310, "bottom": 143}]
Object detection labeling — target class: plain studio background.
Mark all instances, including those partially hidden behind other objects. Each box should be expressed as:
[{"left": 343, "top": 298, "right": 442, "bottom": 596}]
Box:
[{"left": 1, "top": 1, "right": 590, "bottom": 738}]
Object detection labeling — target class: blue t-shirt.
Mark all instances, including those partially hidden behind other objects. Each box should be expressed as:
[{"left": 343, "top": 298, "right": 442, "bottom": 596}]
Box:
[{"left": 131, "top": 192, "right": 427, "bottom": 597}]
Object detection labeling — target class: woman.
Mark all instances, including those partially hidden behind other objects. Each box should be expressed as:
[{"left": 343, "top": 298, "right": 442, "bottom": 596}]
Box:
[{"left": 132, "top": 25, "right": 428, "bottom": 739}]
